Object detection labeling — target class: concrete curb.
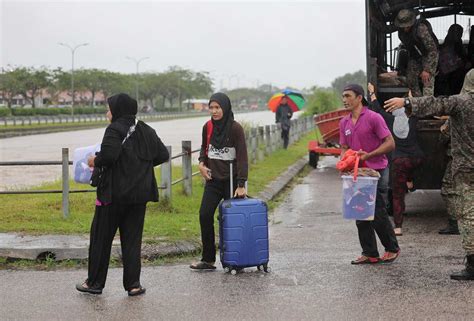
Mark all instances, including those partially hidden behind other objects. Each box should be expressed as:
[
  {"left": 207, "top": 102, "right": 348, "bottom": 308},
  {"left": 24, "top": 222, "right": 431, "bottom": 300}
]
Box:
[
  {"left": 0, "top": 156, "right": 308, "bottom": 261},
  {"left": 0, "top": 233, "right": 201, "bottom": 261}
]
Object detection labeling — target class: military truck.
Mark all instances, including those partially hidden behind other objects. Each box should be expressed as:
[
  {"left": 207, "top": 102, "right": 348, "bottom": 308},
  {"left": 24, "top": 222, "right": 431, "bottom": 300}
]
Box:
[{"left": 365, "top": 0, "right": 473, "bottom": 189}]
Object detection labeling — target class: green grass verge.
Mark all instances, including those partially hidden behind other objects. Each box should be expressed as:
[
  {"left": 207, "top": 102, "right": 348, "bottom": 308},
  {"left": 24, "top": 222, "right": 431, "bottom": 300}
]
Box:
[{"left": 0, "top": 131, "right": 319, "bottom": 242}]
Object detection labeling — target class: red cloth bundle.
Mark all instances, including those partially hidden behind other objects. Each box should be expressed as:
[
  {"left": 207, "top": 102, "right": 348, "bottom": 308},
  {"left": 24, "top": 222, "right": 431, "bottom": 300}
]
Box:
[{"left": 336, "top": 149, "right": 358, "bottom": 172}]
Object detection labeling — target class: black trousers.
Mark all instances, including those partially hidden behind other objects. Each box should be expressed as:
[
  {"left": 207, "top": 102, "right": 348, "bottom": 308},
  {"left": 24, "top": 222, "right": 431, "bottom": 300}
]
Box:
[
  {"left": 199, "top": 178, "right": 236, "bottom": 263},
  {"left": 356, "top": 168, "right": 399, "bottom": 257},
  {"left": 281, "top": 128, "right": 290, "bottom": 149},
  {"left": 87, "top": 203, "right": 146, "bottom": 291}
]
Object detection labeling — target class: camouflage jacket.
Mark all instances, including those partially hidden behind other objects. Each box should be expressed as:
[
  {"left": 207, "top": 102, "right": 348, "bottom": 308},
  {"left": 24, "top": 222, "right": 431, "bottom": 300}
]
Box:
[
  {"left": 401, "top": 23, "right": 439, "bottom": 74},
  {"left": 417, "top": 24, "right": 439, "bottom": 74},
  {"left": 439, "top": 118, "right": 451, "bottom": 156},
  {"left": 409, "top": 94, "right": 474, "bottom": 175}
]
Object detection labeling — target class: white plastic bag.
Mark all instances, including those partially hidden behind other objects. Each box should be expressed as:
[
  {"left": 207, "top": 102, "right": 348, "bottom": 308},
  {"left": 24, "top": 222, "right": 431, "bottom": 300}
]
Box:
[
  {"left": 392, "top": 107, "right": 409, "bottom": 139},
  {"left": 73, "top": 143, "right": 101, "bottom": 184}
]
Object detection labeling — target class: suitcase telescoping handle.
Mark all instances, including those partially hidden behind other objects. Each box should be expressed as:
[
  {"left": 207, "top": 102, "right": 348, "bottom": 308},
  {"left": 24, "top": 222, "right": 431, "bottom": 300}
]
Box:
[{"left": 229, "top": 160, "right": 233, "bottom": 199}]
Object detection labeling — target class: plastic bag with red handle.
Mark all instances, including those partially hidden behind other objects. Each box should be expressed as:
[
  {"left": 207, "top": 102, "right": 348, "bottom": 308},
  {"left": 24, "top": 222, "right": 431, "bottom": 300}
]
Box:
[{"left": 336, "top": 149, "right": 359, "bottom": 172}]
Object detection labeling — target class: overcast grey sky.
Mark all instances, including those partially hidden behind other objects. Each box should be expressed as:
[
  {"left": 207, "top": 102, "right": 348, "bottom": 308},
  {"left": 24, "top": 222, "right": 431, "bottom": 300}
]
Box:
[{"left": 1, "top": 0, "right": 366, "bottom": 89}]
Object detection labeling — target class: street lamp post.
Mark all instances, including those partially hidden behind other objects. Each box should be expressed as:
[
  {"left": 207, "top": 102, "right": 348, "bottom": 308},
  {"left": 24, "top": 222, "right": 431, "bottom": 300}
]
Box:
[
  {"left": 58, "top": 42, "right": 89, "bottom": 114},
  {"left": 126, "top": 56, "right": 149, "bottom": 105}
]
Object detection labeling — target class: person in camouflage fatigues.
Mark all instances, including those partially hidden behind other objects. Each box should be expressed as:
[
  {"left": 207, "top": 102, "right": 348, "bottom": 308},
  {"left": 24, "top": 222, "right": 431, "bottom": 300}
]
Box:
[
  {"left": 439, "top": 119, "right": 460, "bottom": 234},
  {"left": 395, "top": 9, "right": 439, "bottom": 97},
  {"left": 385, "top": 69, "right": 474, "bottom": 280}
]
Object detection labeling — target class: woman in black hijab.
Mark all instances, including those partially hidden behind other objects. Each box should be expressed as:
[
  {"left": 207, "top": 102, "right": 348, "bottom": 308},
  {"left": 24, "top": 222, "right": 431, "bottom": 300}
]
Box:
[
  {"left": 190, "top": 92, "right": 248, "bottom": 270},
  {"left": 76, "top": 93, "right": 169, "bottom": 296}
]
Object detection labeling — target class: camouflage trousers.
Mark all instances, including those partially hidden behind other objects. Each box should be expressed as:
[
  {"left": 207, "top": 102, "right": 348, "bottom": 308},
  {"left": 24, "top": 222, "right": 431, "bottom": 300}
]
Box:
[
  {"left": 452, "top": 172, "right": 474, "bottom": 255},
  {"left": 406, "top": 59, "right": 434, "bottom": 97},
  {"left": 441, "top": 158, "right": 456, "bottom": 220}
]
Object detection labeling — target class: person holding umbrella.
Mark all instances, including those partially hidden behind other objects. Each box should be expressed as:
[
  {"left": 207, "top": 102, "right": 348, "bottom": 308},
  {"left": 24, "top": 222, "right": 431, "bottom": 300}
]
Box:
[
  {"left": 276, "top": 95, "right": 294, "bottom": 149},
  {"left": 269, "top": 90, "right": 305, "bottom": 149}
]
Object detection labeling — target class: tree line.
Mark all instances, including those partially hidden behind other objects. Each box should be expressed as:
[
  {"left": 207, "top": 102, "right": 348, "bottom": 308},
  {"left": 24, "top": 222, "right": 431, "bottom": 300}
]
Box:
[
  {"left": 0, "top": 64, "right": 366, "bottom": 116},
  {"left": 0, "top": 66, "right": 214, "bottom": 110}
]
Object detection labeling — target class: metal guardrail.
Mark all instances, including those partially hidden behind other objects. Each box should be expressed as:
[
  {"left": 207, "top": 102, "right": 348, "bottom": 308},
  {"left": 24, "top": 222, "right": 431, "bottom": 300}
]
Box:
[
  {"left": 0, "top": 111, "right": 206, "bottom": 127},
  {"left": 0, "top": 116, "right": 315, "bottom": 218},
  {"left": 0, "top": 108, "right": 270, "bottom": 127}
]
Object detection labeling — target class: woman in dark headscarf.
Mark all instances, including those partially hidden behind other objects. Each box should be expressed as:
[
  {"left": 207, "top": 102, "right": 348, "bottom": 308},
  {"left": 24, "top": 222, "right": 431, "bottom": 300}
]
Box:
[
  {"left": 190, "top": 92, "right": 248, "bottom": 270},
  {"left": 435, "top": 23, "right": 467, "bottom": 96},
  {"left": 76, "top": 93, "right": 169, "bottom": 296}
]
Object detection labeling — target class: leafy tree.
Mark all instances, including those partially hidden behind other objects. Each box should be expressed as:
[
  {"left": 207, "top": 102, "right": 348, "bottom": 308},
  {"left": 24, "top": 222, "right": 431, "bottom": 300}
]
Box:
[
  {"left": 331, "top": 70, "right": 367, "bottom": 95},
  {"left": 139, "top": 67, "right": 212, "bottom": 110},
  {"left": 74, "top": 69, "right": 130, "bottom": 106},
  {"left": 226, "top": 88, "right": 273, "bottom": 109},
  {"left": 1, "top": 67, "right": 52, "bottom": 108},
  {"left": 181, "top": 71, "right": 213, "bottom": 106},
  {"left": 100, "top": 71, "right": 133, "bottom": 101},
  {"left": 0, "top": 68, "right": 22, "bottom": 108},
  {"left": 139, "top": 72, "right": 163, "bottom": 108},
  {"left": 46, "top": 68, "right": 70, "bottom": 105},
  {"left": 24, "top": 67, "right": 52, "bottom": 108},
  {"left": 304, "top": 87, "right": 342, "bottom": 116}
]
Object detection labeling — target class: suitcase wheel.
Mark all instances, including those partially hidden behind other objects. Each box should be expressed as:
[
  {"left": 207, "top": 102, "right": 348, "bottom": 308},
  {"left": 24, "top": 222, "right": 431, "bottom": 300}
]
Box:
[
  {"left": 264, "top": 264, "right": 270, "bottom": 273},
  {"left": 258, "top": 263, "right": 270, "bottom": 273},
  {"left": 224, "top": 267, "right": 243, "bottom": 275}
]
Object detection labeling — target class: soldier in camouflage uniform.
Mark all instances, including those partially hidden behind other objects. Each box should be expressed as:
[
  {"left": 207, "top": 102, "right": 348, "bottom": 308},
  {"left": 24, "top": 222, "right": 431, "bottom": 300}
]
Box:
[
  {"left": 395, "top": 9, "right": 439, "bottom": 97},
  {"left": 439, "top": 119, "right": 460, "bottom": 235},
  {"left": 385, "top": 69, "right": 474, "bottom": 280}
]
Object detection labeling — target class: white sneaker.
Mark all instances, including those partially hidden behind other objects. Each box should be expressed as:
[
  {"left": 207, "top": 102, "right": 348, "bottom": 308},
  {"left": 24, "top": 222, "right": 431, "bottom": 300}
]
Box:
[{"left": 394, "top": 228, "right": 402, "bottom": 236}]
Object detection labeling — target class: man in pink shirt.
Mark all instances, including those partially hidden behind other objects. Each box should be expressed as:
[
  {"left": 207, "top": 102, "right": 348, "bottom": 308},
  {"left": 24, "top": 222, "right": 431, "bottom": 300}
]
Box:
[{"left": 339, "top": 84, "right": 400, "bottom": 264}]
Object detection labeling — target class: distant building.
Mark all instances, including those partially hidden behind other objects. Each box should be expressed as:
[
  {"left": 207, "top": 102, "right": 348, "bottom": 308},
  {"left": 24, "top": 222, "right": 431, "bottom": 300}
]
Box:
[
  {"left": 182, "top": 99, "right": 209, "bottom": 111},
  {"left": 0, "top": 90, "right": 107, "bottom": 107}
]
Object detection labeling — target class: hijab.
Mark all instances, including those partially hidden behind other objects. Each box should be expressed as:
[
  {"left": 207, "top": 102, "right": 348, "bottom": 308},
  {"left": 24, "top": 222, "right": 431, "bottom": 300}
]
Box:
[
  {"left": 442, "top": 24, "right": 463, "bottom": 49},
  {"left": 209, "top": 92, "right": 234, "bottom": 149},
  {"left": 460, "top": 69, "right": 474, "bottom": 95},
  {"left": 107, "top": 93, "right": 164, "bottom": 161},
  {"left": 107, "top": 93, "right": 138, "bottom": 122}
]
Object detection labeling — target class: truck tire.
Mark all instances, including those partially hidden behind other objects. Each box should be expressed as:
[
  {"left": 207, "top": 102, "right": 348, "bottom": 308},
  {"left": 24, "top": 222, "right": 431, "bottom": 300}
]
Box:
[{"left": 309, "top": 151, "right": 319, "bottom": 168}]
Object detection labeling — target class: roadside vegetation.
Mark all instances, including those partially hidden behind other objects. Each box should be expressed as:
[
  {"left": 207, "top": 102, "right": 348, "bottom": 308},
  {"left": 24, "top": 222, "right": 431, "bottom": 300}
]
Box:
[{"left": 303, "top": 69, "right": 366, "bottom": 116}]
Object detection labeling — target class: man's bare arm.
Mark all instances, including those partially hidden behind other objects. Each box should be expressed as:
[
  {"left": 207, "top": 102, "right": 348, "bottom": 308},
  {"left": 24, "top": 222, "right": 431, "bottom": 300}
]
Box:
[{"left": 357, "top": 135, "right": 395, "bottom": 161}]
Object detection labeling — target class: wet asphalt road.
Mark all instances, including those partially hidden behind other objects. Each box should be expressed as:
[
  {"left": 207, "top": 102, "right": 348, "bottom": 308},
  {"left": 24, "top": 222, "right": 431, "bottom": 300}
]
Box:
[
  {"left": 1, "top": 158, "right": 473, "bottom": 320},
  {"left": 0, "top": 111, "right": 300, "bottom": 189}
]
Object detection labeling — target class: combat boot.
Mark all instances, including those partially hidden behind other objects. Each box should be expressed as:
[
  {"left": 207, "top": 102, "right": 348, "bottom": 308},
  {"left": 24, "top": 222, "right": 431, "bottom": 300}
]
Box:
[
  {"left": 450, "top": 255, "right": 474, "bottom": 281},
  {"left": 438, "top": 219, "right": 460, "bottom": 235}
]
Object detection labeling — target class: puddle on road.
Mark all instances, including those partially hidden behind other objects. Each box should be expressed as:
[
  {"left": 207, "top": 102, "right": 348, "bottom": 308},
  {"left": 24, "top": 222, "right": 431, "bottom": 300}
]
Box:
[{"left": 272, "top": 184, "right": 313, "bottom": 226}]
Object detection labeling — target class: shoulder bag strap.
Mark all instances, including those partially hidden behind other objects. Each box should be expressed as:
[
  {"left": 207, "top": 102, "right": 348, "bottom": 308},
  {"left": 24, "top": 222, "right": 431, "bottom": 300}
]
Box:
[
  {"left": 122, "top": 119, "right": 138, "bottom": 145},
  {"left": 205, "top": 120, "right": 213, "bottom": 156}
]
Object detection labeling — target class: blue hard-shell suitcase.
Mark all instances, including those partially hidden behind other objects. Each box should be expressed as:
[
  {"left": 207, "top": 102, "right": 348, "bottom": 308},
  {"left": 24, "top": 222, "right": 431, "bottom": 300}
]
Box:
[{"left": 218, "top": 162, "right": 270, "bottom": 274}]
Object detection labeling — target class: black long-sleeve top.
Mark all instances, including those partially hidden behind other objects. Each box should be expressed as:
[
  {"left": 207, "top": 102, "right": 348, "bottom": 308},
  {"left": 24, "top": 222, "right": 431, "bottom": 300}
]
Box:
[{"left": 94, "top": 117, "right": 169, "bottom": 204}]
